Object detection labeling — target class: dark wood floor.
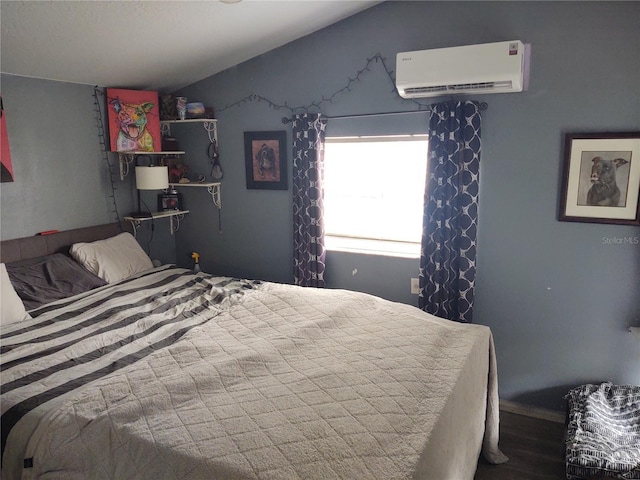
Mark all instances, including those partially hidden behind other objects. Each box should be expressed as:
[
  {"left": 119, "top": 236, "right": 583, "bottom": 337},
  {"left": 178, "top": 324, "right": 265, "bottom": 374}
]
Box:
[{"left": 474, "top": 411, "right": 567, "bottom": 480}]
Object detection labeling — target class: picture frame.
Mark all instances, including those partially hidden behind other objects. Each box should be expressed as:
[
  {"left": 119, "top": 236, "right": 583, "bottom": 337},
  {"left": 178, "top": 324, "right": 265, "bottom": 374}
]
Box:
[
  {"left": 157, "top": 191, "right": 183, "bottom": 211},
  {"left": 1, "top": 96, "right": 14, "bottom": 182},
  {"left": 559, "top": 132, "right": 640, "bottom": 225},
  {"left": 244, "top": 131, "right": 287, "bottom": 190},
  {"left": 106, "top": 88, "right": 161, "bottom": 153}
]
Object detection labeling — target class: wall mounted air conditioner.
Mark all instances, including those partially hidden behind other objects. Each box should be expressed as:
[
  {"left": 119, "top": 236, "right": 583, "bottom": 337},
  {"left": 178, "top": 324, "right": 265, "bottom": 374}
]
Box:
[{"left": 395, "top": 40, "right": 528, "bottom": 98}]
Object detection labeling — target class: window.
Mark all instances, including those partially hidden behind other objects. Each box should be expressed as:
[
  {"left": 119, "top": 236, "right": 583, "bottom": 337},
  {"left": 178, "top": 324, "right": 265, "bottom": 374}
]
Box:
[{"left": 323, "top": 135, "right": 428, "bottom": 257}]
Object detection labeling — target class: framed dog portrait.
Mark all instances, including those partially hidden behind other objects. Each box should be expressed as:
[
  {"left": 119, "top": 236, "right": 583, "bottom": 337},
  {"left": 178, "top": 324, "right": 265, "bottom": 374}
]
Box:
[
  {"left": 244, "top": 131, "right": 287, "bottom": 190},
  {"left": 559, "top": 132, "right": 640, "bottom": 225},
  {"left": 106, "top": 88, "right": 161, "bottom": 152}
]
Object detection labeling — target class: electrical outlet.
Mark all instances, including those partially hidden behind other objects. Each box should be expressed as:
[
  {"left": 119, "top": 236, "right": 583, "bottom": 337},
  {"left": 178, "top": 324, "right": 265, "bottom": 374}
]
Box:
[{"left": 410, "top": 277, "right": 420, "bottom": 295}]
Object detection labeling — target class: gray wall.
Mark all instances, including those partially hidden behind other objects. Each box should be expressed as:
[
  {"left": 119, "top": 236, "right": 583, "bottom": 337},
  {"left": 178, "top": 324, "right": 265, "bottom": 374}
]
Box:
[
  {"left": 177, "top": 1, "right": 640, "bottom": 411},
  {"left": 0, "top": 76, "right": 118, "bottom": 237},
  {"left": 0, "top": 75, "right": 177, "bottom": 264}
]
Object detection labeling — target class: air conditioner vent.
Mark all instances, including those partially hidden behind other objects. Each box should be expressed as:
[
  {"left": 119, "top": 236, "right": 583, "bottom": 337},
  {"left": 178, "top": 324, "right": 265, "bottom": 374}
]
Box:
[
  {"left": 450, "top": 81, "right": 512, "bottom": 91},
  {"left": 405, "top": 81, "right": 513, "bottom": 96},
  {"left": 405, "top": 85, "right": 449, "bottom": 95}
]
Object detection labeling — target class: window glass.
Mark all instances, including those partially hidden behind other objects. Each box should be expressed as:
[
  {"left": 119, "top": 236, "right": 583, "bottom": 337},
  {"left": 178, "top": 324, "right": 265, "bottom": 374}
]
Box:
[{"left": 324, "top": 136, "right": 428, "bottom": 257}]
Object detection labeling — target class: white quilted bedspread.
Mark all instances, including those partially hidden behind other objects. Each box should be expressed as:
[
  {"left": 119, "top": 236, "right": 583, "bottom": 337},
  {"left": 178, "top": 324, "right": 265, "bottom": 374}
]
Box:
[{"left": 2, "top": 270, "right": 505, "bottom": 479}]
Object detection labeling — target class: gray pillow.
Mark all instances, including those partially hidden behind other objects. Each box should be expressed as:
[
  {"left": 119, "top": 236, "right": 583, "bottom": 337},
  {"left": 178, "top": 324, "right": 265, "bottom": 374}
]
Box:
[{"left": 6, "top": 253, "right": 106, "bottom": 310}]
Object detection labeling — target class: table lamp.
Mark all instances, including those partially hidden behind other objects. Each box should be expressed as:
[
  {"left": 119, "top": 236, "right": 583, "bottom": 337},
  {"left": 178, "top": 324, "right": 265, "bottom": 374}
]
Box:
[{"left": 131, "top": 165, "right": 169, "bottom": 218}]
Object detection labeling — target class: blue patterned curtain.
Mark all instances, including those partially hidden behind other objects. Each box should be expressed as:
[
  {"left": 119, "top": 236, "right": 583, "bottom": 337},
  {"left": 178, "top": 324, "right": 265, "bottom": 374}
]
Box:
[
  {"left": 419, "top": 101, "right": 482, "bottom": 323},
  {"left": 292, "top": 113, "right": 327, "bottom": 287}
]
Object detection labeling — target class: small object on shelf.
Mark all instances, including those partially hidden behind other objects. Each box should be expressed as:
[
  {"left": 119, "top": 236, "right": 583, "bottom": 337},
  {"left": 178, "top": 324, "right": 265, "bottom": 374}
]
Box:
[
  {"left": 187, "top": 102, "right": 205, "bottom": 119},
  {"left": 37, "top": 230, "right": 59, "bottom": 236},
  {"left": 191, "top": 252, "right": 201, "bottom": 272},
  {"left": 160, "top": 95, "right": 177, "bottom": 120},
  {"left": 175, "top": 97, "right": 187, "bottom": 120},
  {"left": 165, "top": 158, "right": 189, "bottom": 183},
  {"left": 161, "top": 136, "right": 180, "bottom": 151},
  {"left": 158, "top": 188, "right": 183, "bottom": 211}
]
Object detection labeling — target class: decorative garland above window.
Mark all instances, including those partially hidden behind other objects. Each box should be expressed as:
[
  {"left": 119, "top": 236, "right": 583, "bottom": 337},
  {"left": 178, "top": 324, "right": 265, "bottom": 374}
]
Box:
[{"left": 216, "top": 53, "right": 431, "bottom": 115}]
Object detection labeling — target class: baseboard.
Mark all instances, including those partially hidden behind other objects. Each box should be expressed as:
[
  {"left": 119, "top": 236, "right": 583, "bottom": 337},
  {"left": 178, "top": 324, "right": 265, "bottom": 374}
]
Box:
[{"left": 500, "top": 399, "right": 565, "bottom": 424}]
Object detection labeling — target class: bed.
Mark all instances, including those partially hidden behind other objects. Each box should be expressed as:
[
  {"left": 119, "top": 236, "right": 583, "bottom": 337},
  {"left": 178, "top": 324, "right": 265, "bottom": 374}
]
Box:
[{"left": 1, "top": 223, "right": 507, "bottom": 480}]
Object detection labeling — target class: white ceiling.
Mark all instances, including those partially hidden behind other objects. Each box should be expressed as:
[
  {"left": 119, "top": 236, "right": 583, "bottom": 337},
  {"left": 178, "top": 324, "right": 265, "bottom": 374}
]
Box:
[{"left": 1, "top": 0, "right": 379, "bottom": 92}]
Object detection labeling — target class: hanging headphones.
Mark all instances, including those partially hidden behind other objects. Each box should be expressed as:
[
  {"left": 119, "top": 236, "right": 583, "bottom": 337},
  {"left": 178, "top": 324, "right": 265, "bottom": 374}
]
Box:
[{"left": 208, "top": 140, "right": 223, "bottom": 180}]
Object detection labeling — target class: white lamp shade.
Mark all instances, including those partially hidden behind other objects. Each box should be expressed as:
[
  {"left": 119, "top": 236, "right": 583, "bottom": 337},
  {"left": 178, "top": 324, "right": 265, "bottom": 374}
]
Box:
[{"left": 135, "top": 166, "right": 169, "bottom": 190}]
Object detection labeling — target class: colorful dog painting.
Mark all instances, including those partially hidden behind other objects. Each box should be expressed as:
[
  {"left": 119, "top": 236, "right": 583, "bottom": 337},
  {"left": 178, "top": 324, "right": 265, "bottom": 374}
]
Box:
[{"left": 107, "top": 89, "right": 161, "bottom": 152}]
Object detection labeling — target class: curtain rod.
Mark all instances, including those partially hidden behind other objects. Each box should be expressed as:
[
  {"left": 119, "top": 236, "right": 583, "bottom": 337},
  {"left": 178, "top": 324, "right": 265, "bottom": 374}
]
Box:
[{"left": 281, "top": 101, "right": 488, "bottom": 124}]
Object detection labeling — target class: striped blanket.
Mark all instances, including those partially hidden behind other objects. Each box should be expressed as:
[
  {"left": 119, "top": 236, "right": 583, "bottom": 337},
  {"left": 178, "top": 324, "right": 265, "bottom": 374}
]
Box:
[
  {"left": 565, "top": 383, "right": 640, "bottom": 479},
  {"left": 1, "top": 266, "right": 505, "bottom": 480},
  {"left": 1, "top": 266, "right": 259, "bottom": 478}
]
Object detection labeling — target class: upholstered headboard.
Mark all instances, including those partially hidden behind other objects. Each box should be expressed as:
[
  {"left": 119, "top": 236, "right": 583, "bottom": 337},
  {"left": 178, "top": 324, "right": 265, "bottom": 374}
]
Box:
[{"left": 0, "top": 223, "right": 125, "bottom": 264}]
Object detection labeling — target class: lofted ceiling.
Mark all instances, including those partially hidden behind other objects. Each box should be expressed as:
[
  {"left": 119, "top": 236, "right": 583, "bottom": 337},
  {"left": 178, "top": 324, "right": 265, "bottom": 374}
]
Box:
[{"left": 0, "top": 0, "right": 380, "bottom": 92}]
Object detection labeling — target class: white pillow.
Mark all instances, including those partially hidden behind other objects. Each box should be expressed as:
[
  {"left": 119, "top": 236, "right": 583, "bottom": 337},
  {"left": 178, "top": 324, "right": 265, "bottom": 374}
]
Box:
[
  {"left": 70, "top": 232, "right": 153, "bottom": 284},
  {"left": 1, "top": 263, "right": 31, "bottom": 325}
]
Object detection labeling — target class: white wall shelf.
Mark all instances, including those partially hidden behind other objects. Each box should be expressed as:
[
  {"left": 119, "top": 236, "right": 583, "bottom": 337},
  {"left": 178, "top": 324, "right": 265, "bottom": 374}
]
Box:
[
  {"left": 169, "top": 182, "right": 221, "bottom": 209},
  {"left": 118, "top": 150, "right": 186, "bottom": 154},
  {"left": 117, "top": 151, "right": 186, "bottom": 180},
  {"left": 161, "top": 119, "right": 217, "bottom": 143},
  {"left": 160, "top": 119, "right": 217, "bottom": 124},
  {"left": 124, "top": 210, "right": 189, "bottom": 236},
  {"left": 118, "top": 120, "right": 221, "bottom": 235}
]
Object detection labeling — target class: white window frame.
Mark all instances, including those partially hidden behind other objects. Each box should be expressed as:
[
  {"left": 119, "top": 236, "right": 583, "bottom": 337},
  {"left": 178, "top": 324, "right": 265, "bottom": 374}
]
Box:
[{"left": 323, "top": 134, "right": 428, "bottom": 258}]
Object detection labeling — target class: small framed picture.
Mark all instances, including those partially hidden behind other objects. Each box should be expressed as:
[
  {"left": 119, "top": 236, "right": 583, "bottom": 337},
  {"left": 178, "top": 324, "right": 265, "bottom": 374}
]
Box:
[
  {"left": 157, "top": 191, "right": 183, "bottom": 211},
  {"left": 244, "top": 131, "right": 287, "bottom": 190},
  {"left": 559, "top": 132, "right": 640, "bottom": 225}
]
